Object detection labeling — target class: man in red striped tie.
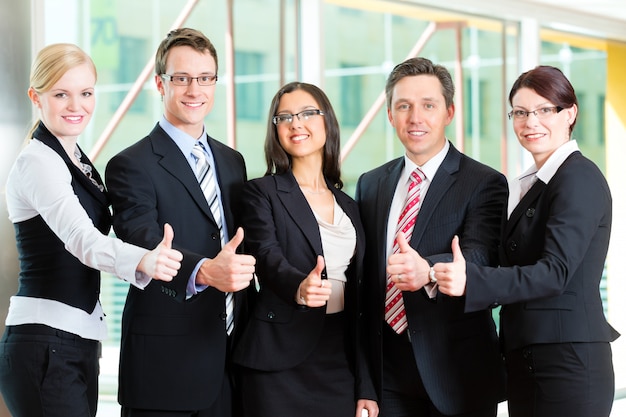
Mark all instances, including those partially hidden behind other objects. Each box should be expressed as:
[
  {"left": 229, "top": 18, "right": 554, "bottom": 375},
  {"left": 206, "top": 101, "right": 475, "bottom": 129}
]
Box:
[{"left": 356, "top": 57, "right": 508, "bottom": 417}]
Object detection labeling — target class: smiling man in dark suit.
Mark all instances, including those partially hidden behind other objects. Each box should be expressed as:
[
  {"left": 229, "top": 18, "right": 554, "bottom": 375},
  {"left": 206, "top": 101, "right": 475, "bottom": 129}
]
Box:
[
  {"left": 105, "top": 28, "right": 255, "bottom": 417},
  {"left": 355, "top": 57, "right": 507, "bottom": 417}
]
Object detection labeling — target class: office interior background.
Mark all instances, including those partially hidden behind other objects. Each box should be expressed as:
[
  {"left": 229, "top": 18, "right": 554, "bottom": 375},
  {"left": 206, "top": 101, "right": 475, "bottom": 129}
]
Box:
[{"left": 0, "top": 0, "right": 625, "bottom": 415}]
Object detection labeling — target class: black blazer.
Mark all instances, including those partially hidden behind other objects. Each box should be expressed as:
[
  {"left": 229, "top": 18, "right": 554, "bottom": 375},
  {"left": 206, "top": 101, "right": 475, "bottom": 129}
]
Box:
[
  {"left": 356, "top": 143, "right": 507, "bottom": 415},
  {"left": 105, "top": 123, "right": 247, "bottom": 410},
  {"left": 464, "top": 151, "right": 620, "bottom": 351},
  {"left": 232, "top": 172, "right": 376, "bottom": 400}
]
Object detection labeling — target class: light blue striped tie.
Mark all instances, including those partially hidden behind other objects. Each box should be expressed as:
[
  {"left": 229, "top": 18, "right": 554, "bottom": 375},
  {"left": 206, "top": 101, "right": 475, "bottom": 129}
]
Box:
[{"left": 192, "top": 142, "right": 234, "bottom": 335}]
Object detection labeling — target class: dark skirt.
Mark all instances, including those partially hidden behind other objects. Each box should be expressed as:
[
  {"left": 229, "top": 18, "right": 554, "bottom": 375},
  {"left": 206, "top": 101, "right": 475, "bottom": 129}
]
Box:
[{"left": 239, "top": 312, "right": 356, "bottom": 417}]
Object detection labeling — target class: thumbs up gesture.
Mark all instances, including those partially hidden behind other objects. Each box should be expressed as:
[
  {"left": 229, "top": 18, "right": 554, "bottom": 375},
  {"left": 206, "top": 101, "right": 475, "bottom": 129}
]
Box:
[
  {"left": 139, "top": 223, "right": 183, "bottom": 281},
  {"left": 435, "top": 235, "right": 467, "bottom": 296},
  {"left": 387, "top": 231, "right": 431, "bottom": 291},
  {"left": 296, "top": 256, "right": 331, "bottom": 307},
  {"left": 197, "top": 227, "right": 256, "bottom": 292}
]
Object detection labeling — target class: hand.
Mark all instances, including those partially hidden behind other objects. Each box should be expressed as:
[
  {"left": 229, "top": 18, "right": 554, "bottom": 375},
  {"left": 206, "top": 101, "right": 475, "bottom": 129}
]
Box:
[
  {"left": 138, "top": 223, "right": 183, "bottom": 281},
  {"left": 434, "top": 235, "right": 467, "bottom": 296},
  {"left": 387, "top": 231, "right": 430, "bottom": 291},
  {"left": 356, "top": 399, "right": 379, "bottom": 417},
  {"left": 196, "top": 227, "right": 256, "bottom": 292},
  {"left": 296, "top": 256, "right": 331, "bottom": 307}
]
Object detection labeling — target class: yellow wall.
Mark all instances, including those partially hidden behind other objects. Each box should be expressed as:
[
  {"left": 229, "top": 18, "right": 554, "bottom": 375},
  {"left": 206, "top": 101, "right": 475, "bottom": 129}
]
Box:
[{"left": 606, "top": 41, "right": 626, "bottom": 390}]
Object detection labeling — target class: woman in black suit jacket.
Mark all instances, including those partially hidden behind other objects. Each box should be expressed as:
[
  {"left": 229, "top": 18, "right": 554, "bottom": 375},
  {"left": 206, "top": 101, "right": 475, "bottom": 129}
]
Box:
[
  {"left": 436, "top": 65, "right": 619, "bottom": 417},
  {"left": 233, "top": 82, "right": 378, "bottom": 417}
]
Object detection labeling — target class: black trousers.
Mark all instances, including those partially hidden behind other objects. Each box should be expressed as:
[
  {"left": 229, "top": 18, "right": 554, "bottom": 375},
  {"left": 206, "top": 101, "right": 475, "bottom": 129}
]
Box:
[
  {"left": 380, "top": 324, "right": 496, "bottom": 417},
  {"left": 506, "top": 342, "right": 615, "bottom": 417},
  {"left": 0, "top": 324, "right": 101, "bottom": 417},
  {"left": 121, "top": 371, "right": 233, "bottom": 417}
]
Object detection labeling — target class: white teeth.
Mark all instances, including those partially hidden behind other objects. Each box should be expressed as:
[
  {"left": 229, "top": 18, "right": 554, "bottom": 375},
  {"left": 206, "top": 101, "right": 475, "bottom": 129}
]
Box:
[
  {"left": 526, "top": 133, "right": 543, "bottom": 139},
  {"left": 65, "top": 116, "right": 81, "bottom": 121},
  {"left": 184, "top": 102, "right": 203, "bottom": 108},
  {"left": 292, "top": 135, "right": 307, "bottom": 141},
  {"left": 408, "top": 131, "right": 426, "bottom": 136}
]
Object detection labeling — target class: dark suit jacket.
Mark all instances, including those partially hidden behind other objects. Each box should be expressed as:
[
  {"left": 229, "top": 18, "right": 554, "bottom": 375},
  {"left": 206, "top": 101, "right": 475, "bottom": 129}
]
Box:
[
  {"left": 355, "top": 143, "right": 507, "bottom": 415},
  {"left": 232, "top": 172, "right": 376, "bottom": 400},
  {"left": 104, "top": 123, "right": 247, "bottom": 410},
  {"left": 464, "top": 151, "right": 620, "bottom": 351}
]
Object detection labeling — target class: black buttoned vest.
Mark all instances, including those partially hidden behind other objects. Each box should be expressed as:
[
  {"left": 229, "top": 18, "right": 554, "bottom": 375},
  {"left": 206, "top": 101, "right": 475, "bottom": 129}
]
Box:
[{"left": 14, "top": 122, "right": 110, "bottom": 313}]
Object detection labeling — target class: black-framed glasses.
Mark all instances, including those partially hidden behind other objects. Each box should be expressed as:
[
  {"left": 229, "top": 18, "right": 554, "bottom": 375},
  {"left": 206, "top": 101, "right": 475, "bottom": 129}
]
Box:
[
  {"left": 161, "top": 74, "right": 218, "bottom": 86},
  {"left": 508, "top": 106, "right": 563, "bottom": 121},
  {"left": 272, "top": 109, "right": 325, "bottom": 125}
]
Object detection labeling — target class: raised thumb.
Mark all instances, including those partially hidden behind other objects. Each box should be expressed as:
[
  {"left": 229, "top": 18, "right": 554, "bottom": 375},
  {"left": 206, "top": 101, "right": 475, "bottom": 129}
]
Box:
[
  {"left": 451, "top": 235, "right": 465, "bottom": 262},
  {"left": 396, "top": 231, "right": 412, "bottom": 253},
  {"left": 315, "top": 255, "right": 325, "bottom": 275},
  {"left": 224, "top": 227, "right": 244, "bottom": 252},
  {"left": 160, "top": 223, "right": 174, "bottom": 248}
]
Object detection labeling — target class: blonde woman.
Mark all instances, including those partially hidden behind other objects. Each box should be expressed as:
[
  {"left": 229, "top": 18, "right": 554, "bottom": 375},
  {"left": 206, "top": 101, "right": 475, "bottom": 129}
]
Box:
[{"left": 0, "top": 43, "right": 182, "bottom": 417}]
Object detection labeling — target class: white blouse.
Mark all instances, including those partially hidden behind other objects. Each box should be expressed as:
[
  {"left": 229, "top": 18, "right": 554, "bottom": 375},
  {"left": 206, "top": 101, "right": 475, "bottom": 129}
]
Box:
[
  {"left": 4, "top": 138, "right": 151, "bottom": 340},
  {"left": 313, "top": 198, "right": 356, "bottom": 314}
]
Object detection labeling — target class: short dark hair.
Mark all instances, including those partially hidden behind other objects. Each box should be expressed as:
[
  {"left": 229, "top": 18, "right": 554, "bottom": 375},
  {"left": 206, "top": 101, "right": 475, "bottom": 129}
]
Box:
[
  {"left": 385, "top": 57, "right": 455, "bottom": 109},
  {"left": 264, "top": 82, "right": 343, "bottom": 189},
  {"left": 508, "top": 65, "right": 578, "bottom": 134},
  {"left": 155, "top": 28, "right": 218, "bottom": 75}
]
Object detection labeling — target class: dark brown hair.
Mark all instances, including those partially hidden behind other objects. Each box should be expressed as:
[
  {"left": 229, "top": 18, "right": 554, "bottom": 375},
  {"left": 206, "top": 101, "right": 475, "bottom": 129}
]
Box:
[
  {"left": 155, "top": 28, "right": 218, "bottom": 76},
  {"left": 385, "top": 57, "right": 455, "bottom": 109},
  {"left": 264, "top": 82, "right": 343, "bottom": 189},
  {"left": 508, "top": 65, "right": 578, "bottom": 134}
]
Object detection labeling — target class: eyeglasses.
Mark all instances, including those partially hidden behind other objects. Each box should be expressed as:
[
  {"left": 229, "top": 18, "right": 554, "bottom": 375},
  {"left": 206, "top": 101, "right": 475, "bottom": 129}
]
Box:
[
  {"left": 272, "top": 109, "right": 325, "bottom": 125},
  {"left": 508, "top": 106, "right": 563, "bottom": 121},
  {"left": 161, "top": 74, "right": 218, "bottom": 86}
]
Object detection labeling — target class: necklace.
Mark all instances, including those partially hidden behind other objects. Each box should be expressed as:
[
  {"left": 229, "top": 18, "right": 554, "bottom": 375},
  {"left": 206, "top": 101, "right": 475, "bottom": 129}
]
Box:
[{"left": 302, "top": 187, "right": 328, "bottom": 195}]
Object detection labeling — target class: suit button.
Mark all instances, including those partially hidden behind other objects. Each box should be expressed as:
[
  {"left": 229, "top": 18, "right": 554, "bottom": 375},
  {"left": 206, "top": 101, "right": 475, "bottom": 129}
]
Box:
[
  {"left": 489, "top": 302, "right": 500, "bottom": 308},
  {"left": 211, "top": 233, "right": 218, "bottom": 240},
  {"left": 526, "top": 208, "right": 535, "bottom": 217},
  {"left": 220, "top": 312, "right": 227, "bottom": 320},
  {"left": 509, "top": 241, "right": 517, "bottom": 251},
  {"left": 267, "top": 311, "right": 276, "bottom": 319}
]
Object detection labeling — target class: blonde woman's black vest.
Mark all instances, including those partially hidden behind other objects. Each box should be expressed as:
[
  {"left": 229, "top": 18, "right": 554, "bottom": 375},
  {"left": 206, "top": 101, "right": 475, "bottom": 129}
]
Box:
[{"left": 13, "top": 122, "right": 110, "bottom": 313}]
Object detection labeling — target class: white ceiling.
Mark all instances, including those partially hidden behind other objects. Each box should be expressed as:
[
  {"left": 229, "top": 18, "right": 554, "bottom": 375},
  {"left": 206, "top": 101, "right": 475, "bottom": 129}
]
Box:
[
  {"left": 403, "top": 0, "right": 626, "bottom": 42},
  {"left": 526, "top": 0, "right": 626, "bottom": 23}
]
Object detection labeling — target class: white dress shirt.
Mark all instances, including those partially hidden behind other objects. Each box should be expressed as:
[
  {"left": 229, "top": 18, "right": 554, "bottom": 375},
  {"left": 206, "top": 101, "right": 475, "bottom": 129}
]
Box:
[
  {"left": 507, "top": 140, "right": 580, "bottom": 218},
  {"left": 386, "top": 140, "right": 450, "bottom": 298}
]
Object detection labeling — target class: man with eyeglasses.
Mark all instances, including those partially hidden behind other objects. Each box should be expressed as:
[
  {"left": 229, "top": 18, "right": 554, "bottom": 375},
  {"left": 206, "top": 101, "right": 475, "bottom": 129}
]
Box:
[
  {"left": 105, "top": 28, "right": 255, "bottom": 417},
  {"left": 355, "top": 57, "right": 507, "bottom": 417}
]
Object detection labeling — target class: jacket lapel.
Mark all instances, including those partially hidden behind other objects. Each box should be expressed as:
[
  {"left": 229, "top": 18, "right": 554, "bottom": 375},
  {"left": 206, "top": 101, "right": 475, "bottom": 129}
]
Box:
[
  {"left": 275, "top": 173, "right": 324, "bottom": 255},
  {"left": 150, "top": 125, "right": 215, "bottom": 222},
  {"left": 410, "top": 143, "right": 460, "bottom": 247},
  {"left": 505, "top": 180, "right": 545, "bottom": 237}
]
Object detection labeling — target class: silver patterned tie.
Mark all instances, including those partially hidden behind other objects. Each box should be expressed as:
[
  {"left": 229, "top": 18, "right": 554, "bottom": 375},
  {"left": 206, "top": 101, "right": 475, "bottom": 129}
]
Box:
[{"left": 192, "top": 142, "right": 234, "bottom": 335}]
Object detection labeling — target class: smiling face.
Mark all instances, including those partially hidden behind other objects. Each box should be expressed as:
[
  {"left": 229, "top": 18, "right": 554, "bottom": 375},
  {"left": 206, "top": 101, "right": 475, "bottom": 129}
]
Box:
[
  {"left": 511, "top": 87, "right": 577, "bottom": 168},
  {"left": 155, "top": 45, "right": 217, "bottom": 138},
  {"left": 275, "top": 89, "right": 327, "bottom": 161},
  {"left": 388, "top": 74, "right": 454, "bottom": 166},
  {"left": 28, "top": 63, "right": 96, "bottom": 142}
]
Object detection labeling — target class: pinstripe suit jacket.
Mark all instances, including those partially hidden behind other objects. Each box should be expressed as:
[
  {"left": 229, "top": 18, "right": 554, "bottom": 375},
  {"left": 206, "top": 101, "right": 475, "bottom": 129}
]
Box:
[
  {"left": 105, "top": 123, "right": 248, "bottom": 411},
  {"left": 355, "top": 142, "right": 507, "bottom": 415}
]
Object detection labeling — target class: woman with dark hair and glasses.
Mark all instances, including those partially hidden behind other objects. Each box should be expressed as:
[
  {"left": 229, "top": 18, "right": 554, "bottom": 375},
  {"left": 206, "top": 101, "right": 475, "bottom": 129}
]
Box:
[
  {"left": 233, "top": 82, "right": 378, "bottom": 417},
  {"left": 435, "top": 65, "right": 619, "bottom": 417}
]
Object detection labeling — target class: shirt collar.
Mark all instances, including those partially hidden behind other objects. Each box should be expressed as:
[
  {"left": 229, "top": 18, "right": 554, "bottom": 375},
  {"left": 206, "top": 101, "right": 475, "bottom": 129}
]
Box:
[
  {"left": 516, "top": 139, "right": 579, "bottom": 185},
  {"left": 159, "top": 116, "right": 209, "bottom": 157},
  {"left": 401, "top": 140, "right": 449, "bottom": 183}
]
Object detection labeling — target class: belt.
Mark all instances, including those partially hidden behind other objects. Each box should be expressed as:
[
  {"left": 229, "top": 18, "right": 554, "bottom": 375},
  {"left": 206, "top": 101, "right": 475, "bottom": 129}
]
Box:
[{"left": 5, "top": 324, "right": 99, "bottom": 347}]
